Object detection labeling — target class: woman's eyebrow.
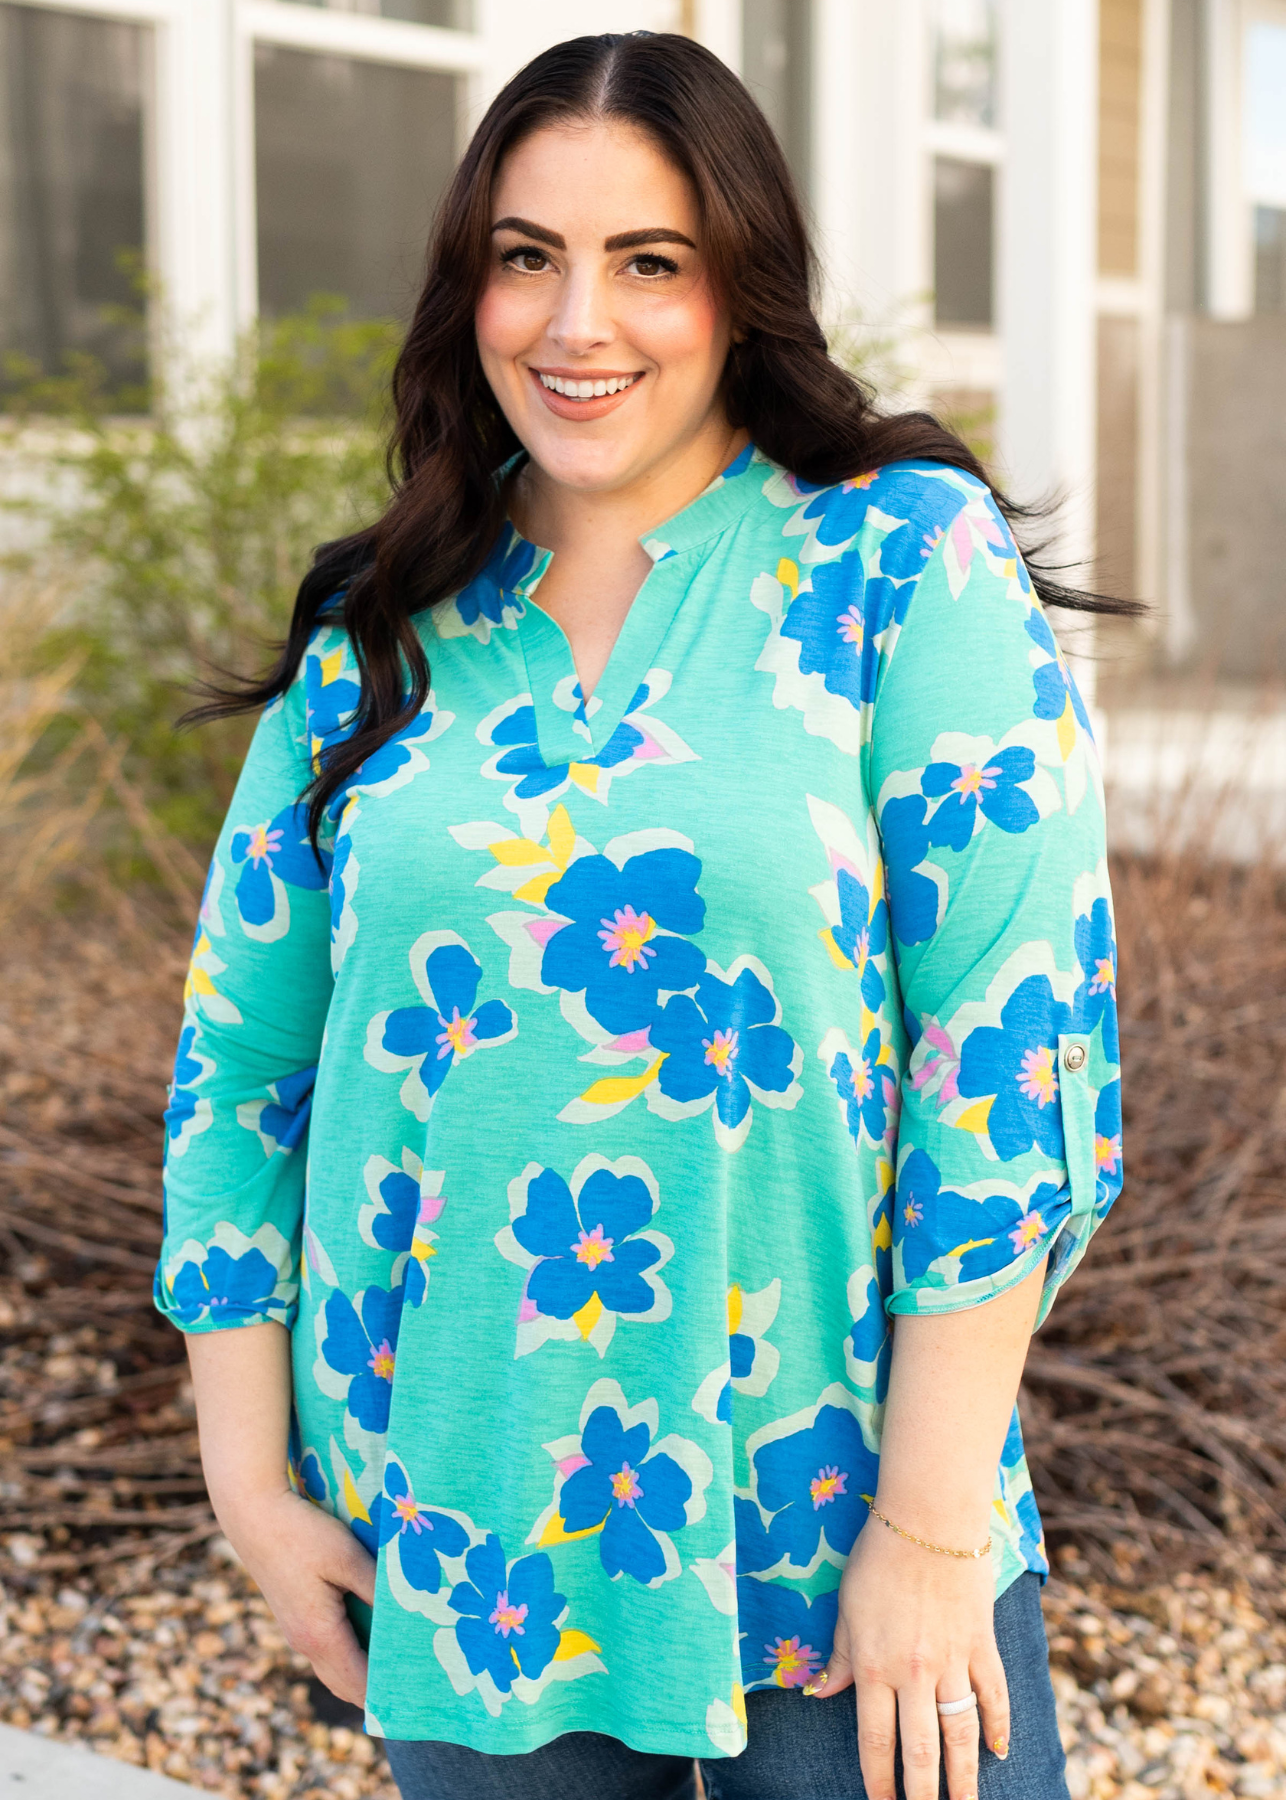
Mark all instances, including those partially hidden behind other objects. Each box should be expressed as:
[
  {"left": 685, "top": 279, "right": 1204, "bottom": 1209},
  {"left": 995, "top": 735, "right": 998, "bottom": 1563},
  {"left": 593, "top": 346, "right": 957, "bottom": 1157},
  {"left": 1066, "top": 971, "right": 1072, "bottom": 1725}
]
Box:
[
  {"left": 491, "top": 216, "right": 565, "bottom": 248},
  {"left": 490, "top": 218, "right": 696, "bottom": 253}
]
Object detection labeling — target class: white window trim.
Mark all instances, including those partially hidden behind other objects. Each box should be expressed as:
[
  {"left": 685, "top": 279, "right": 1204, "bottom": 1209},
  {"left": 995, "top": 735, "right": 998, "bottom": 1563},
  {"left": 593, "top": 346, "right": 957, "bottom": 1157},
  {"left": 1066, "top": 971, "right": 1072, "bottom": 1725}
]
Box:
[
  {"left": 239, "top": 1, "right": 485, "bottom": 72},
  {"left": 925, "top": 119, "right": 1002, "bottom": 166}
]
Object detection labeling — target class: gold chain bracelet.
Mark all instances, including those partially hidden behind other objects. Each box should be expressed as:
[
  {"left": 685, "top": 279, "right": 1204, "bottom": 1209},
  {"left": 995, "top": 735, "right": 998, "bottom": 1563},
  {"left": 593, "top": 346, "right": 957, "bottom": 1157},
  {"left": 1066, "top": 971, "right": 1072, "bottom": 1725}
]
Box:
[{"left": 867, "top": 1503, "right": 992, "bottom": 1560}]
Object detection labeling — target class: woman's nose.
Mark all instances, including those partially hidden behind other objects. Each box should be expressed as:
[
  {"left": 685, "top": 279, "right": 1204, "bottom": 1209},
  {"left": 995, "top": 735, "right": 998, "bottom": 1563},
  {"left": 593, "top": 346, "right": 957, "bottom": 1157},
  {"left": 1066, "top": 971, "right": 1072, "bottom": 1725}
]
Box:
[{"left": 548, "top": 267, "right": 614, "bottom": 355}]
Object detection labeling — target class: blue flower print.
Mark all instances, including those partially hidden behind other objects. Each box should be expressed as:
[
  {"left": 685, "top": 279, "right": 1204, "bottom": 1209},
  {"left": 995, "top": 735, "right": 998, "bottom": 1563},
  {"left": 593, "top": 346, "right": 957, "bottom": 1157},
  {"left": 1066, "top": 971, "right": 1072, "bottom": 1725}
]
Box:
[
  {"left": 359, "top": 1154, "right": 447, "bottom": 1316},
  {"left": 486, "top": 696, "right": 642, "bottom": 803},
  {"left": 288, "top": 1413, "right": 327, "bottom": 1506},
  {"left": 845, "top": 1268, "right": 891, "bottom": 1405},
  {"left": 833, "top": 866, "right": 889, "bottom": 1011},
  {"left": 879, "top": 795, "right": 943, "bottom": 947},
  {"left": 366, "top": 932, "right": 517, "bottom": 1122},
  {"left": 737, "top": 1577, "right": 839, "bottom": 1691},
  {"left": 237, "top": 1065, "right": 316, "bottom": 1156},
  {"left": 165, "top": 1024, "right": 213, "bottom": 1157},
  {"left": 1072, "top": 897, "right": 1119, "bottom": 1063},
  {"left": 319, "top": 1286, "right": 402, "bottom": 1433},
  {"left": 1094, "top": 1079, "right": 1123, "bottom": 1206},
  {"left": 922, "top": 746, "right": 1040, "bottom": 849},
  {"left": 823, "top": 1026, "right": 899, "bottom": 1151},
  {"left": 304, "top": 642, "right": 361, "bottom": 754},
  {"left": 511, "top": 1165, "right": 663, "bottom": 1325},
  {"left": 230, "top": 801, "right": 329, "bottom": 940},
  {"left": 1026, "top": 611, "right": 1092, "bottom": 733},
  {"left": 957, "top": 975, "right": 1072, "bottom": 1161},
  {"left": 651, "top": 960, "right": 800, "bottom": 1151},
  {"left": 746, "top": 1402, "right": 880, "bottom": 1572},
  {"left": 378, "top": 1460, "right": 470, "bottom": 1594},
  {"left": 449, "top": 1535, "right": 564, "bottom": 1693},
  {"left": 693, "top": 1280, "right": 781, "bottom": 1425},
  {"left": 454, "top": 528, "right": 540, "bottom": 634},
  {"left": 560, "top": 1405, "right": 694, "bottom": 1584},
  {"left": 170, "top": 1244, "right": 281, "bottom": 1327},
  {"left": 894, "top": 1149, "right": 1063, "bottom": 1287},
  {"left": 542, "top": 847, "right": 705, "bottom": 1036}
]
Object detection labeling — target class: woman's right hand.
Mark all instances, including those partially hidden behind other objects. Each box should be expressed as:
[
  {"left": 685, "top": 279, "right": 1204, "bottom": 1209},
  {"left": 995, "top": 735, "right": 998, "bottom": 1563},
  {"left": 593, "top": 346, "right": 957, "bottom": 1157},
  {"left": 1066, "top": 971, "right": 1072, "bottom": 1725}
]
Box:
[{"left": 219, "top": 1487, "right": 377, "bottom": 1706}]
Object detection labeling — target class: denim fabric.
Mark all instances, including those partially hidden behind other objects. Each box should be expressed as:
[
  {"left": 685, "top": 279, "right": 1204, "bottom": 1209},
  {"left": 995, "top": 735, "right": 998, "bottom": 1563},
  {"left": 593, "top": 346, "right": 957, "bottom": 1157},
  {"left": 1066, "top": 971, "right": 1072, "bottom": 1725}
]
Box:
[{"left": 384, "top": 1572, "right": 1070, "bottom": 1800}]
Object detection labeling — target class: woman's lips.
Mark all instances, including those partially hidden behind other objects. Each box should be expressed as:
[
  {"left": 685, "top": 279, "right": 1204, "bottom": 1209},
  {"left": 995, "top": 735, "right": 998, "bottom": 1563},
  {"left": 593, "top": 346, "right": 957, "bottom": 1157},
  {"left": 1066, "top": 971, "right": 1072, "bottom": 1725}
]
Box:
[{"left": 527, "top": 367, "right": 646, "bottom": 421}]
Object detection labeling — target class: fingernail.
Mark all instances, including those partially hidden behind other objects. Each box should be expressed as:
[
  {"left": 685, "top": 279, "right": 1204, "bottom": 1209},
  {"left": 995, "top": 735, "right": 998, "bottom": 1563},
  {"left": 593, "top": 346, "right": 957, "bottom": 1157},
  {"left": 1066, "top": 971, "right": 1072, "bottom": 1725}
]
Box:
[
  {"left": 803, "top": 1672, "right": 827, "bottom": 1696},
  {"left": 992, "top": 1735, "right": 1009, "bottom": 1759}
]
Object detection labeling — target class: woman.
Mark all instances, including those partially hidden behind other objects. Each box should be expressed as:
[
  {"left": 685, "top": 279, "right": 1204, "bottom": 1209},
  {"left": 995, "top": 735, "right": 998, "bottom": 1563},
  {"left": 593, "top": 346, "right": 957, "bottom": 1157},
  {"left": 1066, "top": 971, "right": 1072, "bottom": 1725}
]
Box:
[{"left": 158, "top": 32, "right": 1125, "bottom": 1800}]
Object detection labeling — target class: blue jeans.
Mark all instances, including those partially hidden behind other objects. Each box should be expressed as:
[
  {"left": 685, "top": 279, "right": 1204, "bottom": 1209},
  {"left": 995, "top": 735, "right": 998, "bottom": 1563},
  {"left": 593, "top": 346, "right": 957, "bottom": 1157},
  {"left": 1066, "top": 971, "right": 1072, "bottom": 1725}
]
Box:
[{"left": 384, "top": 1571, "right": 1070, "bottom": 1800}]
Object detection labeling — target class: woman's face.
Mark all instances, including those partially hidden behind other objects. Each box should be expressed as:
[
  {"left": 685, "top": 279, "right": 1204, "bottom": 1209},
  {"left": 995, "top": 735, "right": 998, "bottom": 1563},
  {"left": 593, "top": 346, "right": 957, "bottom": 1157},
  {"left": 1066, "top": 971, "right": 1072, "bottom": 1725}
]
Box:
[{"left": 476, "top": 119, "right": 734, "bottom": 498}]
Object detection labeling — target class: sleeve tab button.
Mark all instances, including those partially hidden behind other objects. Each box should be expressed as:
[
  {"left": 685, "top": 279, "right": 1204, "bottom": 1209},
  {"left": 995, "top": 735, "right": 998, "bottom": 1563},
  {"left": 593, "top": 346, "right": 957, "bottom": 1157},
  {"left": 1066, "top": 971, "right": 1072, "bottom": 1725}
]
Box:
[{"left": 1063, "top": 1044, "right": 1087, "bottom": 1073}]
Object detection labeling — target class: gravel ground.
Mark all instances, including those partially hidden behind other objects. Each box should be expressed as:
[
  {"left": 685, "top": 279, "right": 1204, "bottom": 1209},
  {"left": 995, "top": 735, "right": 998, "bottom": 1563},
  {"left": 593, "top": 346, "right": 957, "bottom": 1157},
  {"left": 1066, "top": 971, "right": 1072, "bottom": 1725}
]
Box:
[{"left": 1, "top": 1535, "right": 1283, "bottom": 1799}]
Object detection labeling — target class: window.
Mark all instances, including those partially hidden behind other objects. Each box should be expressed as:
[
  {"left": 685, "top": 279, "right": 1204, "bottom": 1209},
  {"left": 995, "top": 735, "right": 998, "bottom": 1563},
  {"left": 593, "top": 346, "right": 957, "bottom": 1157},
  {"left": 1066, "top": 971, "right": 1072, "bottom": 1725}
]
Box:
[
  {"left": 933, "top": 157, "right": 994, "bottom": 327},
  {"left": 929, "top": 0, "right": 998, "bottom": 128},
  {"left": 1246, "top": 20, "right": 1286, "bottom": 313},
  {"left": 254, "top": 46, "right": 460, "bottom": 320},
  {"left": 1256, "top": 206, "right": 1286, "bottom": 312},
  {"left": 275, "top": 1, "right": 474, "bottom": 26},
  {"left": 741, "top": 0, "right": 812, "bottom": 196},
  {"left": 0, "top": 2, "right": 148, "bottom": 396}
]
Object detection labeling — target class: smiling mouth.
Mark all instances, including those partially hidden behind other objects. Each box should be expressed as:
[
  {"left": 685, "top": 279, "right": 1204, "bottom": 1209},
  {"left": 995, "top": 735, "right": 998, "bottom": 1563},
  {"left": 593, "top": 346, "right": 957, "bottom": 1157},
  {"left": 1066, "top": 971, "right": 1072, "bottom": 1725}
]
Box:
[{"left": 536, "top": 371, "right": 642, "bottom": 399}]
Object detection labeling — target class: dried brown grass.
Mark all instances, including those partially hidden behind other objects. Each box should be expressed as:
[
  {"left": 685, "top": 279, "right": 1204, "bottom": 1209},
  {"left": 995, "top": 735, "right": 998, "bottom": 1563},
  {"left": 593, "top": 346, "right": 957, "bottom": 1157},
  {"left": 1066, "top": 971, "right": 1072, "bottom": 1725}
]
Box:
[{"left": 0, "top": 787, "right": 1282, "bottom": 1587}]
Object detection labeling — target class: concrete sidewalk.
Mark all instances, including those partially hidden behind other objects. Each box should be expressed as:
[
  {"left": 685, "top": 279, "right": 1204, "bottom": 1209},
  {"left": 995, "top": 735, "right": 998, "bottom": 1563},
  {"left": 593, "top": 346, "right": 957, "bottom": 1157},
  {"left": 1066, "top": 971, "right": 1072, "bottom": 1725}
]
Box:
[{"left": 0, "top": 1724, "right": 202, "bottom": 1797}]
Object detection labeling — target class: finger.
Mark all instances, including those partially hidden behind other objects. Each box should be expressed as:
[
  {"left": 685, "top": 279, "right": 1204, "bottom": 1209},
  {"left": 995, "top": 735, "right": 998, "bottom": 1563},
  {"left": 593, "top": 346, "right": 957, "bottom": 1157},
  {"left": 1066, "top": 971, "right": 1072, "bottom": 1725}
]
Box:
[
  {"left": 804, "top": 1634, "right": 853, "bottom": 1698},
  {"left": 313, "top": 1636, "right": 369, "bottom": 1709},
  {"left": 935, "top": 1676, "right": 980, "bottom": 1800},
  {"left": 327, "top": 1529, "right": 377, "bottom": 1606},
  {"left": 293, "top": 1588, "right": 370, "bottom": 1707},
  {"left": 855, "top": 1680, "right": 898, "bottom": 1800},
  {"left": 896, "top": 1682, "right": 941, "bottom": 1800},
  {"left": 972, "top": 1639, "right": 1011, "bottom": 1764}
]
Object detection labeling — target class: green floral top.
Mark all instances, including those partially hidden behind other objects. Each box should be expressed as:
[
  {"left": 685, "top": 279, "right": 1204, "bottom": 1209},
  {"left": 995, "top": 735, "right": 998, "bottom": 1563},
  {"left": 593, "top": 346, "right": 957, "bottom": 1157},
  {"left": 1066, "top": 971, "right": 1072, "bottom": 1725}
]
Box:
[{"left": 156, "top": 447, "right": 1122, "bottom": 1757}]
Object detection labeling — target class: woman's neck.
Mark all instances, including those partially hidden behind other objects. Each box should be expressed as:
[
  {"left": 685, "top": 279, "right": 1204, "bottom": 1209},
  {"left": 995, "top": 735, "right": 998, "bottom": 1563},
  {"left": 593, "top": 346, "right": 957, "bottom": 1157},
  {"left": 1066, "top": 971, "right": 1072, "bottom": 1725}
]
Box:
[{"left": 510, "top": 418, "right": 748, "bottom": 559}]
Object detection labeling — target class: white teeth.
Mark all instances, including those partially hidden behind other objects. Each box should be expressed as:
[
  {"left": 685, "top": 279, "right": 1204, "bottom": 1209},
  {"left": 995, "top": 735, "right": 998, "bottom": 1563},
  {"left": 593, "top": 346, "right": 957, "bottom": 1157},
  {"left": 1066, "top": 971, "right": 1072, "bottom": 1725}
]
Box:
[{"left": 537, "top": 372, "right": 639, "bottom": 399}]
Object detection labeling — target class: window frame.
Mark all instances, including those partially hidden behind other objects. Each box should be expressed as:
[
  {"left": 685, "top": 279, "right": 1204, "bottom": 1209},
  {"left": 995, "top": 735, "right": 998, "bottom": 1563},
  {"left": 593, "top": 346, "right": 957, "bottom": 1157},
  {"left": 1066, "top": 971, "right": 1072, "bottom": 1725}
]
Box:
[{"left": 924, "top": 3, "right": 1004, "bottom": 347}]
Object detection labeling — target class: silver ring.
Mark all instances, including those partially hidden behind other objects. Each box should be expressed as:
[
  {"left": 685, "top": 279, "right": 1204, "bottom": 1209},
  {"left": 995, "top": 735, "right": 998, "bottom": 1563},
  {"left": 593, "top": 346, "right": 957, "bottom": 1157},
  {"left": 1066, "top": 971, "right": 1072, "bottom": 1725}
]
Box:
[{"left": 936, "top": 1694, "right": 978, "bottom": 1716}]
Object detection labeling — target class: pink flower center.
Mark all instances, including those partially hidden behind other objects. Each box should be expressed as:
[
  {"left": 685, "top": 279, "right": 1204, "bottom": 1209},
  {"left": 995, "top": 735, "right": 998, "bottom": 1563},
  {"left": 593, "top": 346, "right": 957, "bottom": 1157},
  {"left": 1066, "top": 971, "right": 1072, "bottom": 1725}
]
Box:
[
  {"left": 436, "top": 1007, "right": 477, "bottom": 1060},
  {"left": 489, "top": 1589, "right": 528, "bottom": 1637},
  {"left": 703, "top": 1028, "right": 739, "bottom": 1075},
  {"left": 598, "top": 905, "right": 657, "bottom": 972},
  {"left": 1017, "top": 1046, "right": 1058, "bottom": 1106},
  {"left": 852, "top": 1056, "right": 874, "bottom": 1101},
  {"left": 837, "top": 606, "right": 864, "bottom": 650},
  {"left": 1096, "top": 1132, "right": 1121, "bottom": 1174},
  {"left": 246, "top": 824, "right": 283, "bottom": 865},
  {"left": 903, "top": 1198, "right": 923, "bottom": 1227},
  {"left": 1090, "top": 957, "right": 1115, "bottom": 994},
  {"left": 951, "top": 762, "right": 999, "bottom": 798},
  {"left": 767, "top": 1636, "right": 820, "bottom": 1687},
  {"left": 368, "top": 1339, "right": 395, "bottom": 1382},
  {"left": 611, "top": 1462, "right": 644, "bottom": 1508},
  {"left": 1008, "top": 1210, "right": 1048, "bottom": 1253},
  {"left": 394, "top": 1493, "right": 425, "bottom": 1533},
  {"left": 809, "top": 1465, "right": 847, "bottom": 1509},
  {"left": 573, "top": 1224, "right": 615, "bottom": 1269}
]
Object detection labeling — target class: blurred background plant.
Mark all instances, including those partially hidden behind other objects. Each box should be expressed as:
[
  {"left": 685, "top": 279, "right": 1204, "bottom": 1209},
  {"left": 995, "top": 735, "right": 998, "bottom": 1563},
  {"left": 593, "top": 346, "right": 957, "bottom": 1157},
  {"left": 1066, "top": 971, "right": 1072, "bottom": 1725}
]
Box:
[{"left": 0, "top": 294, "right": 396, "bottom": 861}]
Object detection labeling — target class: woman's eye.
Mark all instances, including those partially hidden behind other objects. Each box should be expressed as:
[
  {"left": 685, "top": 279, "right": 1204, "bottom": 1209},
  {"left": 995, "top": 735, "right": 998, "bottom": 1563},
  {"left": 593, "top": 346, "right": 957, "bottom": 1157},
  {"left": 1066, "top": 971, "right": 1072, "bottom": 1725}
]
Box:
[
  {"left": 628, "top": 255, "right": 678, "bottom": 278},
  {"left": 503, "top": 247, "right": 550, "bottom": 273}
]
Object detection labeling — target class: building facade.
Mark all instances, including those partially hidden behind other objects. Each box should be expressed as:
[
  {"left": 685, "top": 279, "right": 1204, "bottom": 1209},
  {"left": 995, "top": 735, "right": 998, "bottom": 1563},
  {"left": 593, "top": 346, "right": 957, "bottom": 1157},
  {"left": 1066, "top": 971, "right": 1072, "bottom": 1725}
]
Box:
[{"left": 1, "top": 0, "right": 1283, "bottom": 696}]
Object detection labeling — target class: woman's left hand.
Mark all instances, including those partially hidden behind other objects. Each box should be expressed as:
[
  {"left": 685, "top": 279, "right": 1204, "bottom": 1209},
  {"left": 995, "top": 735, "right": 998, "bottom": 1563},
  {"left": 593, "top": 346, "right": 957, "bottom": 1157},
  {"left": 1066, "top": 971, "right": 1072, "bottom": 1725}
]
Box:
[{"left": 805, "top": 1514, "right": 1010, "bottom": 1800}]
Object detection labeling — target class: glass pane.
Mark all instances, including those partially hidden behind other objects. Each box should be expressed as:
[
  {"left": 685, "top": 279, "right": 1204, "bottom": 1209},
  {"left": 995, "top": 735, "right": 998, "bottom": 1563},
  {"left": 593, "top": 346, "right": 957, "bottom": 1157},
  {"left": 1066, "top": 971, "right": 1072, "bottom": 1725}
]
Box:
[
  {"left": 742, "top": 0, "right": 812, "bottom": 195},
  {"left": 273, "top": 0, "right": 473, "bottom": 26},
  {"left": 254, "top": 46, "right": 459, "bottom": 320},
  {"left": 1255, "top": 206, "right": 1286, "bottom": 314},
  {"left": 1244, "top": 23, "right": 1286, "bottom": 206},
  {"left": 0, "top": 2, "right": 147, "bottom": 399},
  {"left": 929, "top": 0, "right": 998, "bottom": 129},
  {"left": 933, "top": 156, "right": 994, "bottom": 328}
]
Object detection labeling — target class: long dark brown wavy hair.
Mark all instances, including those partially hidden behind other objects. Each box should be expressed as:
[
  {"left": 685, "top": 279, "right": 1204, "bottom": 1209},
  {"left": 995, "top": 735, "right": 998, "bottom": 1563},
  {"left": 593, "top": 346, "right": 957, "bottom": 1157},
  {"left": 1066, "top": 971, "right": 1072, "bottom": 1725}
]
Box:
[{"left": 198, "top": 30, "right": 1137, "bottom": 841}]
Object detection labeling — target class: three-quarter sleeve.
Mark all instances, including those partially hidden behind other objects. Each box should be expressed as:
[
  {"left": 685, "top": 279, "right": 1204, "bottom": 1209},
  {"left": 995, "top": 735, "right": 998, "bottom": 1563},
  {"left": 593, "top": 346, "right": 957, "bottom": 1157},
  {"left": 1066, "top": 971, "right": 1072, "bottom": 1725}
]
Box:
[
  {"left": 154, "top": 664, "right": 335, "bottom": 1335},
  {"left": 870, "top": 484, "right": 1122, "bottom": 1326}
]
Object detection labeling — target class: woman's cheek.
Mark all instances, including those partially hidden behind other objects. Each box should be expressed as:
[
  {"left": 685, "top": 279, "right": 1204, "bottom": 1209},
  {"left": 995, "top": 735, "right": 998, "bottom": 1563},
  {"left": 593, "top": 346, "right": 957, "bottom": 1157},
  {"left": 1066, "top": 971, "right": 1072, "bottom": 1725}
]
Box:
[{"left": 475, "top": 283, "right": 537, "bottom": 362}]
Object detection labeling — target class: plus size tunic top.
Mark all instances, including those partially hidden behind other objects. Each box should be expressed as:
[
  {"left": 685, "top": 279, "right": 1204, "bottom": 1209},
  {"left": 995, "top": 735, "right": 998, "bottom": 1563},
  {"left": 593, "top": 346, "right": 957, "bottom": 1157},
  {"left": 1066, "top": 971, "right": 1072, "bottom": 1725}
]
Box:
[{"left": 156, "top": 447, "right": 1123, "bottom": 1757}]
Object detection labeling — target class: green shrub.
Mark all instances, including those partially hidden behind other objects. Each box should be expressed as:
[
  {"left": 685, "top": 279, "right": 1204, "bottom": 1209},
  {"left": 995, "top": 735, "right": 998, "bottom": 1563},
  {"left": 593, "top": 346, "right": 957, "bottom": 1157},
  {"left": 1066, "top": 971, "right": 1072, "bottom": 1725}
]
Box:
[{"left": 2, "top": 297, "right": 397, "bottom": 853}]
